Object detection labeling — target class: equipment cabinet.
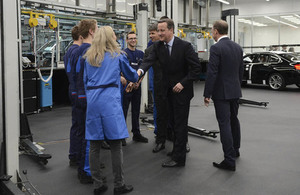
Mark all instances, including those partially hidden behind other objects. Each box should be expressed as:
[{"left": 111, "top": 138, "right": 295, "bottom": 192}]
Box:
[{"left": 23, "top": 70, "right": 40, "bottom": 114}]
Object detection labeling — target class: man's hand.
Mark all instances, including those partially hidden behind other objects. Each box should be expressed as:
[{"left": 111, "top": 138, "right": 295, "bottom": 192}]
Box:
[
  {"left": 120, "top": 76, "right": 127, "bottom": 87},
  {"left": 204, "top": 97, "right": 210, "bottom": 107},
  {"left": 173, "top": 82, "right": 184, "bottom": 93},
  {"left": 133, "top": 82, "right": 140, "bottom": 90},
  {"left": 125, "top": 82, "right": 134, "bottom": 93},
  {"left": 137, "top": 69, "right": 142, "bottom": 77}
]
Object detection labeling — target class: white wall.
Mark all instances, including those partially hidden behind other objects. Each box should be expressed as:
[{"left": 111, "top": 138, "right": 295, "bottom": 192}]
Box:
[{"left": 223, "top": 0, "right": 300, "bottom": 17}]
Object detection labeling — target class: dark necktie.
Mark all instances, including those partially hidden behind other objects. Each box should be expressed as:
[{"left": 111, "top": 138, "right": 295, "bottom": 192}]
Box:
[{"left": 165, "top": 44, "right": 170, "bottom": 56}]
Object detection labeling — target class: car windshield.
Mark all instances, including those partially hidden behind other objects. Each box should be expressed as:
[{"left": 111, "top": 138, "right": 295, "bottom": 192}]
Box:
[{"left": 279, "top": 53, "right": 300, "bottom": 62}]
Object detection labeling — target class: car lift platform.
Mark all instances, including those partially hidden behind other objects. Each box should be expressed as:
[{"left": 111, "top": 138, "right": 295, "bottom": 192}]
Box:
[
  {"left": 140, "top": 116, "right": 219, "bottom": 139},
  {"left": 20, "top": 113, "right": 52, "bottom": 165},
  {"left": 239, "top": 98, "right": 269, "bottom": 107}
]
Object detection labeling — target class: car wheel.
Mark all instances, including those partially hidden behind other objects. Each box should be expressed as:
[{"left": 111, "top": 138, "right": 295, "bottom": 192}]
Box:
[{"left": 268, "top": 73, "right": 286, "bottom": 90}]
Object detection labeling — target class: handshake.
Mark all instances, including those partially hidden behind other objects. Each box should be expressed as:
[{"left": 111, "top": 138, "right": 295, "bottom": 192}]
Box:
[
  {"left": 125, "top": 82, "right": 140, "bottom": 92},
  {"left": 121, "top": 69, "right": 144, "bottom": 93}
]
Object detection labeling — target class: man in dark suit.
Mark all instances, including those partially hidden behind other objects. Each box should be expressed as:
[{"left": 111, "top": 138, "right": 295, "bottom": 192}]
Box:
[
  {"left": 203, "top": 20, "right": 243, "bottom": 171},
  {"left": 144, "top": 23, "right": 169, "bottom": 153},
  {"left": 138, "top": 19, "right": 201, "bottom": 167}
]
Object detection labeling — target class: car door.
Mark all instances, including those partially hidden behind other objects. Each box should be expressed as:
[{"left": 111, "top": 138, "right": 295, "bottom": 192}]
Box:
[
  {"left": 250, "top": 54, "right": 275, "bottom": 84},
  {"left": 245, "top": 53, "right": 267, "bottom": 84},
  {"left": 243, "top": 54, "right": 258, "bottom": 83}
]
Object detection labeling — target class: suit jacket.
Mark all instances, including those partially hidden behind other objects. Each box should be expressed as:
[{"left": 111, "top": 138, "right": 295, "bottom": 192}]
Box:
[
  {"left": 141, "top": 37, "right": 201, "bottom": 104},
  {"left": 203, "top": 37, "right": 244, "bottom": 100},
  {"left": 144, "top": 44, "right": 165, "bottom": 96}
]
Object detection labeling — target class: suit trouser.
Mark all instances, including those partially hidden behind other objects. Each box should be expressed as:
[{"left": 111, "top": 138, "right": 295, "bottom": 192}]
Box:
[
  {"left": 168, "top": 90, "right": 190, "bottom": 164},
  {"left": 122, "top": 86, "right": 141, "bottom": 135},
  {"left": 155, "top": 93, "right": 169, "bottom": 144},
  {"left": 151, "top": 90, "right": 157, "bottom": 134},
  {"left": 89, "top": 140, "right": 124, "bottom": 188},
  {"left": 68, "top": 92, "right": 80, "bottom": 161},
  {"left": 213, "top": 99, "right": 241, "bottom": 166}
]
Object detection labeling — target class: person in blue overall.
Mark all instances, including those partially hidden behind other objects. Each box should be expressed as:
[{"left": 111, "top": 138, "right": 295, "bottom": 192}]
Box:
[
  {"left": 63, "top": 25, "right": 82, "bottom": 166},
  {"left": 123, "top": 31, "right": 148, "bottom": 143},
  {"left": 71, "top": 19, "right": 98, "bottom": 184},
  {"left": 84, "top": 26, "right": 137, "bottom": 195}
]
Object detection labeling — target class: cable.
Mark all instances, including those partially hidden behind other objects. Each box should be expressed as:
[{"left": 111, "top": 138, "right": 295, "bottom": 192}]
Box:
[{"left": 37, "top": 46, "right": 54, "bottom": 83}]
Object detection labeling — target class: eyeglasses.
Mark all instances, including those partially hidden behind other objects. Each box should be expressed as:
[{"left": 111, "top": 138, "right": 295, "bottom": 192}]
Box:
[{"left": 128, "top": 38, "right": 137, "bottom": 40}]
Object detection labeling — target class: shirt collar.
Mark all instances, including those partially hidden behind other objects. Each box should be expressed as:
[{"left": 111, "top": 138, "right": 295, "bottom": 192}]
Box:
[
  {"left": 166, "top": 36, "right": 175, "bottom": 47},
  {"left": 217, "top": 35, "right": 228, "bottom": 42}
]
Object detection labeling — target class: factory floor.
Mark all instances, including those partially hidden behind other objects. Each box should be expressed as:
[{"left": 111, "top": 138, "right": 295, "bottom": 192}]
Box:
[{"left": 19, "top": 82, "right": 300, "bottom": 195}]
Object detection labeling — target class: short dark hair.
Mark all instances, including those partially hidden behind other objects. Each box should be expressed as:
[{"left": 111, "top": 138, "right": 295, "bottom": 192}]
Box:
[
  {"left": 148, "top": 23, "right": 158, "bottom": 32},
  {"left": 126, "top": 31, "right": 136, "bottom": 39},
  {"left": 71, "top": 25, "right": 80, "bottom": 41},
  {"left": 213, "top": 20, "right": 228, "bottom": 35},
  {"left": 78, "top": 19, "right": 97, "bottom": 39},
  {"left": 158, "top": 18, "right": 174, "bottom": 32},
  {"left": 160, "top": 16, "right": 169, "bottom": 20}
]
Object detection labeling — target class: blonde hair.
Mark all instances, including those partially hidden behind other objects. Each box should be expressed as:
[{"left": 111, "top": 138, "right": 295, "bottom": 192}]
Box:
[{"left": 84, "top": 26, "right": 121, "bottom": 67}]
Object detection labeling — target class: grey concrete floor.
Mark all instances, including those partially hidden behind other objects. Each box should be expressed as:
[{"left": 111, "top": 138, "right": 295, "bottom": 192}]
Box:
[{"left": 19, "top": 82, "right": 300, "bottom": 195}]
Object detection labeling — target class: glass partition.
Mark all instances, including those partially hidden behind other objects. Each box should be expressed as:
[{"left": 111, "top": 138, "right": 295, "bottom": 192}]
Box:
[{"left": 238, "top": 13, "right": 300, "bottom": 54}]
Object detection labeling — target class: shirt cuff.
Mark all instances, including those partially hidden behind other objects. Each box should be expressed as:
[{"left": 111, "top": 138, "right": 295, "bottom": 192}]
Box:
[{"left": 138, "top": 69, "right": 144, "bottom": 75}]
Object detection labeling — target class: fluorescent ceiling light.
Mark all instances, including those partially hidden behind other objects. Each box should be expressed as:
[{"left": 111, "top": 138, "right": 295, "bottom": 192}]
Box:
[
  {"left": 264, "top": 16, "right": 298, "bottom": 28},
  {"left": 294, "top": 14, "right": 300, "bottom": 19},
  {"left": 216, "top": 0, "right": 230, "bottom": 5},
  {"left": 281, "top": 15, "right": 300, "bottom": 25},
  {"left": 238, "top": 18, "right": 267, "bottom": 27}
]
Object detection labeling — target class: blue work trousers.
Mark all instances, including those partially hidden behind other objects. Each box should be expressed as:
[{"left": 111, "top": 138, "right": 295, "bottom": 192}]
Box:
[
  {"left": 122, "top": 86, "right": 141, "bottom": 135},
  {"left": 69, "top": 92, "right": 81, "bottom": 161},
  {"left": 76, "top": 97, "right": 91, "bottom": 175}
]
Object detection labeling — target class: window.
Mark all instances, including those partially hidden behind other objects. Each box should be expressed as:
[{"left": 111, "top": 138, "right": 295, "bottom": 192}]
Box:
[
  {"left": 258, "top": 55, "right": 268, "bottom": 63},
  {"left": 269, "top": 55, "right": 280, "bottom": 63},
  {"left": 244, "top": 54, "right": 257, "bottom": 63}
]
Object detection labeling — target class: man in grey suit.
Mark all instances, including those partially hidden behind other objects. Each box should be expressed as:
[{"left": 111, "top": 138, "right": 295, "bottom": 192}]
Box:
[
  {"left": 203, "top": 20, "right": 244, "bottom": 171},
  {"left": 138, "top": 19, "right": 201, "bottom": 167}
]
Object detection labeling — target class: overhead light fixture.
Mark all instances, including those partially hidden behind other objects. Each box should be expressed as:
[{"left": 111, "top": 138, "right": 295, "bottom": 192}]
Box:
[
  {"left": 216, "top": 0, "right": 230, "bottom": 5},
  {"left": 238, "top": 18, "right": 267, "bottom": 27},
  {"left": 281, "top": 15, "right": 300, "bottom": 25},
  {"left": 264, "top": 16, "right": 298, "bottom": 28},
  {"left": 294, "top": 14, "right": 300, "bottom": 19}
]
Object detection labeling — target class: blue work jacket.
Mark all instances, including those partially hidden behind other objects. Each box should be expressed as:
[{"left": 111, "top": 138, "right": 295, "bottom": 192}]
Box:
[{"left": 84, "top": 52, "right": 138, "bottom": 140}]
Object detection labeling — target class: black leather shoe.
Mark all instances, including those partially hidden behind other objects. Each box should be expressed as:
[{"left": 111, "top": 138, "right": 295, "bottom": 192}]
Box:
[
  {"left": 162, "top": 160, "right": 185, "bottom": 168},
  {"left": 94, "top": 184, "right": 108, "bottom": 195},
  {"left": 133, "top": 134, "right": 148, "bottom": 143},
  {"left": 101, "top": 141, "right": 110, "bottom": 150},
  {"left": 213, "top": 161, "right": 236, "bottom": 171},
  {"left": 235, "top": 150, "right": 240, "bottom": 158},
  {"left": 186, "top": 142, "right": 190, "bottom": 153},
  {"left": 114, "top": 184, "right": 133, "bottom": 194},
  {"left": 153, "top": 143, "right": 165, "bottom": 153}
]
